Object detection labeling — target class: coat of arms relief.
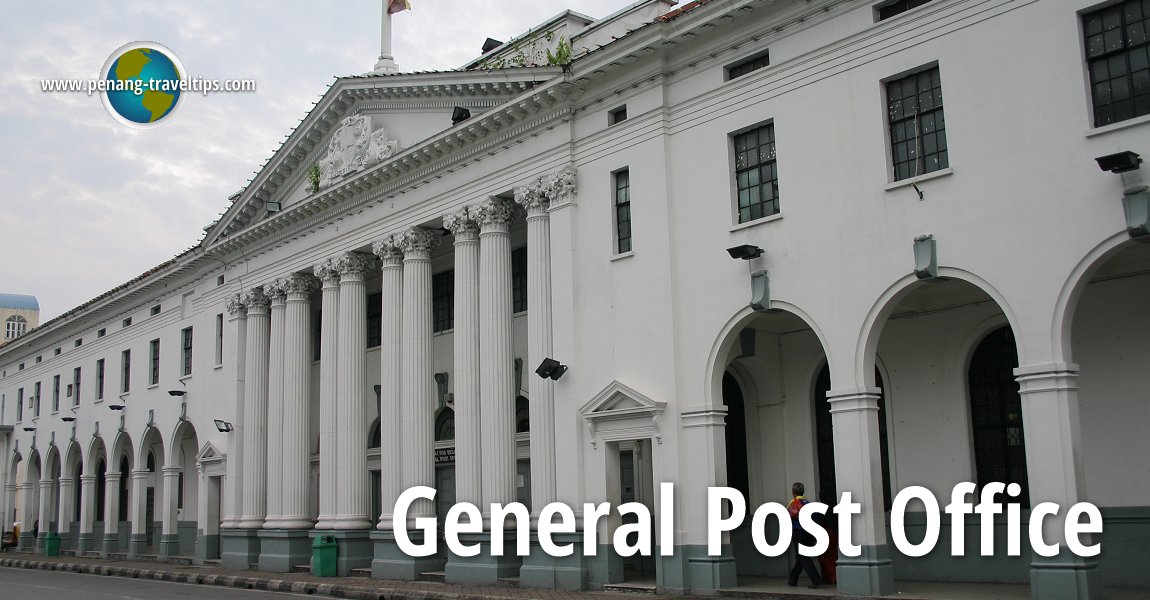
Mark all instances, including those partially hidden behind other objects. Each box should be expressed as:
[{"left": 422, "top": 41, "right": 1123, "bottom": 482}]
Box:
[{"left": 318, "top": 115, "right": 400, "bottom": 189}]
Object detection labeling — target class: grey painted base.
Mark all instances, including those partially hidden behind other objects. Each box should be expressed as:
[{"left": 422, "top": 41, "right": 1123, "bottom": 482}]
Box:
[
  {"left": 257, "top": 529, "right": 313, "bottom": 573},
  {"left": 371, "top": 530, "right": 445, "bottom": 581},
  {"left": 837, "top": 543, "right": 896, "bottom": 596},
  {"left": 196, "top": 531, "right": 220, "bottom": 562},
  {"left": 160, "top": 533, "right": 180, "bottom": 556},
  {"left": 311, "top": 529, "right": 373, "bottom": 576},
  {"left": 1030, "top": 549, "right": 1101, "bottom": 600},
  {"left": 444, "top": 531, "right": 522, "bottom": 585},
  {"left": 101, "top": 534, "right": 119, "bottom": 556},
  {"left": 76, "top": 533, "right": 95, "bottom": 554},
  {"left": 518, "top": 533, "right": 586, "bottom": 590},
  {"left": 128, "top": 533, "right": 148, "bottom": 557},
  {"left": 220, "top": 528, "right": 260, "bottom": 569}
]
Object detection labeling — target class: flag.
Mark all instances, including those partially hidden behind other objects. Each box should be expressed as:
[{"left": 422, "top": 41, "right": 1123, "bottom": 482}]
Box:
[{"left": 388, "top": 0, "right": 411, "bottom": 14}]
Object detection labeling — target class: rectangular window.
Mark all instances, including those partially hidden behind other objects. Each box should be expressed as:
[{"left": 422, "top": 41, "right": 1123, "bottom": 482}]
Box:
[
  {"left": 609, "top": 105, "right": 628, "bottom": 125},
  {"left": 75, "top": 337, "right": 83, "bottom": 347},
  {"left": 733, "top": 123, "right": 780, "bottom": 223},
  {"left": 614, "top": 168, "right": 632, "bottom": 254},
  {"left": 35, "top": 356, "right": 42, "bottom": 364},
  {"left": 18, "top": 363, "right": 23, "bottom": 371},
  {"left": 366, "top": 292, "right": 382, "bottom": 348},
  {"left": 53, "top": 375, "right": 60, "bottom": 412},
  {"left": 1084, "top": 0, "right": 1150, "bottom": 127},
  {"left": 181, "top": 327, "right": 193, "bottom": 376},
  {"left": 33, "top": 382, "right": 41, "bottom": 417},
  {"left": 216, "top": 274, "right": 225, "bottom": 286},
  {"left": 66, "top": 384, "right": 73, "bottom": 398},
  {"left": 313, "top": 309, "right": 322, "bottom": 361},
  {"left": 123, "top": 317, "right": 132, "bottom": 327},
  {"left": 121, "top": 349, "right": 132, "bottom": 393},
  {"left": 512, "top": 247, "right": 528, "bottom": 313},
  {"left": 73, "top": 367, "right": 81, "bottom": 406},
  {"left": 16, "top": 388, "right": 22, "bottom": 421},
  {"left": 876, "top": 0, "right": 933, "bottom": 21},
  {"left": 151, "top": 305, "right": 161, "bottom": 316},
  {"left": 55, "top": 347, "right": 61, "bottom": 356},
  {"left": 728, "top": 51, "right": 770, "bottom": 79},
  {"left": 214, "top": 313, "right": 224, "bottom": 366},
  {"left": 887, "top": 65, "right": 948, "bottom": 181},
  {"left": 97, "top": 328, "right": 106, "bottom": 338},
  {"left": 150, "top": 339, "right": 160, "bottom": 385},
  {"left": 432, "top": 271, "right": 455, "bottom": 333},
  {"left": 96, "top": 359, "right": 105, "bottom": 400}
]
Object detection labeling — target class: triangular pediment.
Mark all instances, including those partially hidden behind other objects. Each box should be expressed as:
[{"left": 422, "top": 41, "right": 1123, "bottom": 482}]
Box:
[
  {"left": 200, "top": 68, "right": 561, "bottom": 250},
  {"left": 580, "top": 380, "right": 666, "bottom": 418},
  {"left": 196, "top": 441, "right": 224, "bottom": 464}
]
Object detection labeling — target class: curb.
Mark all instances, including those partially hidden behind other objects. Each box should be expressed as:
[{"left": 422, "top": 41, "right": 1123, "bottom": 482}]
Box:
[{"left": 0, "top": 557, "right": 530, "bottom": 600}]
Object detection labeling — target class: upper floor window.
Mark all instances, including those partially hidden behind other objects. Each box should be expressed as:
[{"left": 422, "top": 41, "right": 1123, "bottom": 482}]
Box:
[
  {"left": 886, "top": 65, "right": 948, "bottom": 181},
  {"left": 121, "top": 349, "right": 131, "bottom": 393},
  {"left": 876, "top": 0, "right": 934, "bottom": 21},
  {"left": 97, "top": 359, "right": 105, "bottom": 400},
  {"left": 214, "top": 313, "right": 224, "bottom": 366},
  {"left": 16, "top": 388, "right": 23, "bottom": 421},
  {"left": 181, "top": 327, "right": 193, "bottom": 376},
  {"left": 52, "top": 375, "right": 60, "bottom": 412},
  {"left": 1084, "top": 0, "right": 1150, "bottom": 127},
  {"left": 727, "top": 51, "right": 770, "bottom": 79},
  {"left": 609, "top": 105, "right": 628, "bottom": 125},
  {"left": 366, "top": 293, "right": 382, "bottom": 348},
  {"left": 432, "top": 271, "right": 455, "bottom": 333},
  {"left": 733, "top": 123, "right": 780, "bottom": 223},
  {"left": 614, "top": 168, "right": 633, "bottom": 254},
  {"left": 33, "top": 382, "right": 41, "bottom": 417},
  {"left": 72, "top": 367, "right": 81, "bottom": 407},
  {"left": 4, "top": 315, "right": 27, "bottom": 339},
  {"left": 150, "top": 305, "right": 161, "bottom": 316},
  {"left": 97, "top": 328, "right": 106, "bottom": 338},
  {"left": 512, "top": 247, "right": 528, "bottom": 313},
  {"left": 149, "top": 338, "right": 160, "bottom": 385}
]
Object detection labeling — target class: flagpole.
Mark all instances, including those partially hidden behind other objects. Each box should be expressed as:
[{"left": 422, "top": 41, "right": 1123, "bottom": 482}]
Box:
[{"left": 374, "top": 0, "right": 399, "bottom": 73}]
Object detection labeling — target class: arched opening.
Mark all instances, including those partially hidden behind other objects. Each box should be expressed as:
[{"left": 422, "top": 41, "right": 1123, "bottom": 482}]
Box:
[
  {"left": 813, "top": 365, "right": 892, "bottom": 507},
  {"left": 368, "top": 418, "right": 382, "bottom": 525},
  {"left": 433, "top": 408, "right": 456, "bottom": 519},
  {"left": 117, "top": 455, "right": 130, "bottom": 523},
  {"left": 96, "top": 458, "right": 107, "bottom": 524},
  {"left": 721, "top": 373, "right": 749, "bottom": 499},
  {"left": 968, "top": 326, "right": 1028, "bottom": 505}
]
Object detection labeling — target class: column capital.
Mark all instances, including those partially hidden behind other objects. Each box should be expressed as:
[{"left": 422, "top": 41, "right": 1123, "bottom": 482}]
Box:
[
  {"left": 372, "top": 237, "right": 404, "bottom": 267},
  {"left": 80, "top": 474, "right": 98, "bottom": 484},
  {"left": 443, "top": 209, "right": 479, "bottom": 242},
  {"left": 514, "top": 179, "right": 549, "bottom": 217},
  {"left": 540, "top": 164, "right": 577, "bottom": 207},
  {"left": 280, "top": 272, "right": 319, "bottom": 299},
  {"left": 225, "top": 294, "right": 246, "bottom": 319},
  {"left": 826, "top": 387, "right": 883, "bottom": 414},
  {"left": 264, "top": 280, "right": 288, "bottom": 306},
  {"left": 468, "top": 197, "right": 516, "bottom": 233},
  {"left": 130, "top": 469, "right": 150, "bottom": 480},
  {"left": 396, "top": 226, "right": 440, "bottom": 259},
  {"left": 1014, "top": 363, "right": 1081, "bottom": 395},
  {"left": 313, "top": 257, "right": 342, "bottom": 287},
  {"left": 242, "top": 287, "right": 270, "bottom": 314},
  {"left": 161, "top": 466, "right": 181, "bottom": 476},
  {"left": 334, "top": 251, "right": 376, "bottom": 280}
]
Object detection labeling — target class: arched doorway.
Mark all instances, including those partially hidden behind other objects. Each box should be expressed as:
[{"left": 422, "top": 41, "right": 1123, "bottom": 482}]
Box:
[
  {"left": 968, "top": 327, "right": 1028, "bottom": 504},
  {"left": 813, "top": 365, "right": 892, "bottom": 507}
]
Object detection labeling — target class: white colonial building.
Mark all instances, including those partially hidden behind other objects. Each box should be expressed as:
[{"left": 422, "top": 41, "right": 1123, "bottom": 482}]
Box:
[{"left": 1, "top": 0, "right": 1147, "bottom": 598}]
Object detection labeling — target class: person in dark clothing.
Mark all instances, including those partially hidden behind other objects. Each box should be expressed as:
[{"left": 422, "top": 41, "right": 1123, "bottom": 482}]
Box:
[{"left": 786, "top": 482, "right": 824, "bottom": 589}]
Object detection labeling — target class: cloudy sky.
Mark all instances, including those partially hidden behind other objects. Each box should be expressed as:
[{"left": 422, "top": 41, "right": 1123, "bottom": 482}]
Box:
[{"left": 0, "top": 0, "right": 632, "bottom": 321}]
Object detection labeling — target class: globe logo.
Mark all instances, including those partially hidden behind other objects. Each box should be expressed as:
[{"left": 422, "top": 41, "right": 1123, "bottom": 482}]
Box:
[{"left": 100, "top": 42, "right": 186, "bottom": 128}]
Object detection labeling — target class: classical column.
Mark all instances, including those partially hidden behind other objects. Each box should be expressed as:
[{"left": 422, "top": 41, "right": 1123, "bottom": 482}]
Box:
[
  {"left": 128, "top": 469, "right": 149, "bottom": 556},
  {"left": 238, "top": 288, "right": 271, "bottom": 529},
  {"left": 19, "top": 481, "right": 36, "bottom": 549},
  {"left": 313, "top": 260, "right": 341, "bottom": 530},
  {"left": 518, "top": 180, "right": 556, "bottom": 511},
  {"left": 220, "top": 294, "right": 247, "bottom": 530},
  {"left": 826, "top": 388, "right": 896, "bottom": 596},
  {"left": 57, "top": 475, "right": 75, "bottom": 544},
  {"left": 470, "top": 198, "right": 517, "bottom": 510},
  {"left": 279, "top": 274, "right": 318, "bottom": 528},
  {"left": 37, "top": 477, "right": 52, "bottom": 544},
  {"left": 101, "top": 470, "right": 121, "bottom": 554},
  {"left": 444, "top": 211, "right": 482, "bottom": 506},
  {"left": 78, "top": 474, "right": 97, "bottom": 553},
  {"left": 160, "top": 466, "right": 180, "bottom": 556},
  {"left": 371, "top": 238, "right": 404, "bottom": 529},
  {"left": 1014, "top": 364, "right": 1101, "bottom": 600},
  {"left": 334, "top": 252, "right": 375, "bottom": 530},
  {"left": 398, "top": 228, "right": 438, "bottom": 520},
  {"left": 263, "top": 282, "right": 287, "bottom": 527}
]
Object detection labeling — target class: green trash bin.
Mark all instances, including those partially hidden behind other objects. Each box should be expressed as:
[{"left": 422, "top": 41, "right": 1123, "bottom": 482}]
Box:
[
  {"left": 44, "top": 532, "right": 60, "bottom": 557},
  {"left": 311, "top": 535, "right": 337, "bottom": 577}
]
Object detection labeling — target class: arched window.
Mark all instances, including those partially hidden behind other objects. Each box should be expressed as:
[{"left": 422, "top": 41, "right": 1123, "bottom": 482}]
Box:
[
  {"left": 435, "top": 408, "right": 455, "bottom": 442},
  {"left": 722, "top": 372, "right": 750, "bottom": 498},
  {"left": 814, "top": 365, "right": 892, "bottom": 507},
  {"left": 146, "top": 451, "right": 156, "bottom": 472},
  {"left": 5, "top": 315, "right": 28, "bottom": 340},
  {"left": 368, "top": 420, "right": 381, "bottom": 449},
  {"left": 74, "top": 460, "right": 83, "bottom": 521},
  {"left": 515, "top": 396, "right": 530, "bottom": 433},
  {"left": 968, "top": 326, "right": 1029, "bottom": 505}
]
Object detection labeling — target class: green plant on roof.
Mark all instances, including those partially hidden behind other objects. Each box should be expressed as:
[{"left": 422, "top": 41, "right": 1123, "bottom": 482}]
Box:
[{"left": 308, "top": 163, "right": 321, "bottom": 193}]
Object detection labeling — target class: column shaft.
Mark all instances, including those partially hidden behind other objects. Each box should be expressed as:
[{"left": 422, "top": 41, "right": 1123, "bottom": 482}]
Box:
[
  {"left": 130, "top": 470, "right": 148, "bottom": 539},
  {"left": 239, "top": 288, "right": 271, "bottom": 528},
  {"left": 280, "top": 275, "right": 318, "bottom": 528},
  {"left": 335, "top": 253, "right": 373, "bottom": 529},
  {"left": 445, "top": 213, "right": 481, "bottom": 505},
  {"left": 399, "top": 228, "right": 438, "bottom": 520},
  {"left": 372, "top": 240, "right": 404, "bottom": 528},
  {"left": 221, "top": 295, "right": 247, "bottom": 529},
  {"left": 79, "top": 475, "right": 97, "bottom": 536},
  {"left": 264, "top": 285, "right": 287, "bottom": 526},
  {"left": 161, "top": 467, "right": 180, "bottom": 538},
  {"left": 37, "top": 479, "right": 52, "bottom": 536},
  {"left": 314, "top": 261, "right": 341, "bottom": 529},
  {"left": 58, "top": 477, "right": 75, "bottom": 534},
  {"left": 103, "top": 473, "right": 121, "bottom": 550}
]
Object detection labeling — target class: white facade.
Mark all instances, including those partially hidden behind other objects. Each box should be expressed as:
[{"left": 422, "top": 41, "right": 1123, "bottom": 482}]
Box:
[{"left": 2, "top": 0, "right": 1148, "bottom": 598}]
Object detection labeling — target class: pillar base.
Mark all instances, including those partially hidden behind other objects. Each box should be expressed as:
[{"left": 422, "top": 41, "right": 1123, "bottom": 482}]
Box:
[
  {"left": 160, "top": 534, "right": 180, "bottom": 557},
  {"left": 518, "top": 532, "right": 586, "bottom": 590},
  {"left": 1030, "top": 549, "right": 1102, "bottom": 600},
  {"left": 195, "top": 530, "right": 220, "bottom": 562},
  {"left": 76, "top": 533, "right": 95, "bottom": 554},
  {"left": 312, "top": 529, "right": 372, "bottom": 576},
  {"left": 371, "top": 530, "right": 444, "bottom": 581},
  {"left": 445, "top": 531, "right": 522, "bottom": 585},
  {"left": 258, "top": 529, "right": 313, "bottom": 572},
  {"left": 128, "top": 533, "right": 149, "bottom": 557},
  {"left": 644, "top": 544, "right": 736, "bottom": 595},
  {"left": 837, "top": 543, "right": 896, "bottom": 596},
  {"left": 220, "top": 528, "right": 261, "bottom": 569},
  {"left": 100, "top": 534, "right": 119, "bottom": 556}
]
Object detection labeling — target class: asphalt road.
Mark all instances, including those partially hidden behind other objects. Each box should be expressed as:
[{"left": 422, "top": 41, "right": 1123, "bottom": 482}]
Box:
[{"left": 0, "top": 567, "right": 312, "bottom": 599}]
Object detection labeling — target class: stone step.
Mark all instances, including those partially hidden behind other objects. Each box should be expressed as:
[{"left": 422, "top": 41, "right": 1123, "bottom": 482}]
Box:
[
  {"left": 497, "top": 576, "right": 520, "bottom": 588},
  {"left": 419, "top": 571, "right": 446, "bottom": 582},
  {"left": 350, "top": 568, "right": 372, "bottom": 578},
  {"left": 602, "top": 582, "right": 658, "bottom": 594},
  {"left": 292, "top": 564, "right": 312, "bottom": 574}
]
